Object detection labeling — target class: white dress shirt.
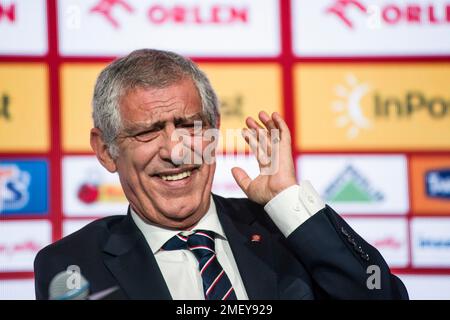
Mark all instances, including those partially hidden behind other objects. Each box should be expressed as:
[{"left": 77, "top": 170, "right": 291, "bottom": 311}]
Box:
[{"left": 130, "top": 181, "right": 325, "bottom": 300}]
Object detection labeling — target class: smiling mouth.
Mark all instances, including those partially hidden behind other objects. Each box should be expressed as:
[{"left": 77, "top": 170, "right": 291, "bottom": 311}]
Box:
[
  {"left": 153, "top": 167, "right": 200, "bottom": 182},
  {"left": 159, "top": 170, "right": 193, "bottom": 181}
]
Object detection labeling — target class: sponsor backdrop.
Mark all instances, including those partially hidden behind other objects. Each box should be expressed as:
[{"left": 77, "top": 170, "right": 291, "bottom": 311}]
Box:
[{"left": 0, "top": 0, "right": 449, "bottom": 299}]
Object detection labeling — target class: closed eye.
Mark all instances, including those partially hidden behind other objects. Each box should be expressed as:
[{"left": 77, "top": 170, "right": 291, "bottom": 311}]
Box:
[
  {"left": 179, "top": 123, "right": 195, "bottom": 128},
  {"left": 133, "top": 128, "right": 161, "bottom": 142}
]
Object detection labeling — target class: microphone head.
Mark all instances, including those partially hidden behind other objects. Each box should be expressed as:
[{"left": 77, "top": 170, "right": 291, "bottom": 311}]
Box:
[{"left": 49, "top": 269, "right": 90, "bottom": 300}]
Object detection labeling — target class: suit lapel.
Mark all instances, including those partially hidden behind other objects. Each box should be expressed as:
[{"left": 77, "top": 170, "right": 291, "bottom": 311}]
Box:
[
  {"left": 214, "top": 195, "right": 278, "bottom": 300},
  {"left": 101, "top": 197, "right": 279, "bottom": 300},
  {"left": 102, "top": 211, "right": 172, "bottom": 300}
]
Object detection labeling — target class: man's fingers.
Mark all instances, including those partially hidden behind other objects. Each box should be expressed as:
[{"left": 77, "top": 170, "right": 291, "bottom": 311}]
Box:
[
  {"left": 272, "top": 112, "right": 291, "bottom": 143},
  {"left": 231, "top": 167, "right": 252, "bottom": 195},
  {"left": 246, "top": 116, "right": 264, "bottom": 131},
  {"left": 242, "top": 128, "right": 271, "bottom": 167},
  {"left": 259, "top": 111, "right": 276, "bottom": 132}
]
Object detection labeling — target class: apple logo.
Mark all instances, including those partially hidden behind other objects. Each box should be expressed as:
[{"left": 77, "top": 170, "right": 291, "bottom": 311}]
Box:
[{"left": 77, "top": 183, "right": 99, "bottom": 204}]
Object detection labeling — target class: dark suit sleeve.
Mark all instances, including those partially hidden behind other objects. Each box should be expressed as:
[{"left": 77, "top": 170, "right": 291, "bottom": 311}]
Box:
[
  {"left": 34, "top": 250, "right": 49, "bottom": 300},
  {"left": 34, "top": 247, "right": 59, "bottom": 300},
  {"left": 285, "top": 205, "right": 409, "bottom": 299}
]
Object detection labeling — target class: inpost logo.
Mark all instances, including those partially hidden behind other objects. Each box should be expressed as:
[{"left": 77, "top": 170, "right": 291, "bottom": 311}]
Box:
[
  {"left": 332, "top": 74, "right": 371, "bottom": 139},
  {"left": 295, "top": 64, "right": 450, "bottom": 150},
  {"left": 332, "top": 73, "right": 450, "bottom": 139}
]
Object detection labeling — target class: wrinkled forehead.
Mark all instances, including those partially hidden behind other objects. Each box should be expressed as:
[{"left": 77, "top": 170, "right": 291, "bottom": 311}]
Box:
[{"left": 119, "top": 80, "right": 203, "bottom": 126}]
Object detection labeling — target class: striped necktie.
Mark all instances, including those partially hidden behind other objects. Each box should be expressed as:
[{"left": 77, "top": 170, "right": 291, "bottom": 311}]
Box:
[{"left": 161, "top": 229, "right": 237, "bottom": 300}]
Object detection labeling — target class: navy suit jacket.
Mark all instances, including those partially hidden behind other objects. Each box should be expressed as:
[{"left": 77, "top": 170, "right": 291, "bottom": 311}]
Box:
[{"left": 34, "top": 194, "right": 408, "bottom": 300}]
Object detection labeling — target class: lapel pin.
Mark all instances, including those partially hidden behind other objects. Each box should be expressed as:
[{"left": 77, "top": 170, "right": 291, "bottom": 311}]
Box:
[{"left": 251, "top": 234, "right": 262, "bottom": 243}]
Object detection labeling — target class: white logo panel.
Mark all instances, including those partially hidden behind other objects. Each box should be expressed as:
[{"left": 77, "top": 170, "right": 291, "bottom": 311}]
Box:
[
  {"left": 58, "top": 0, "right": 280, "bottom": 57},
  {"left": 398, "top": 275, "right": 450, "bottom": 300},
  {"left": 297, "top": 155, "right": 409, "bottom": 214},
  {"left": 0, "top": 220, "right": 51, "bottom": 271},
  {"left": 63, "top": 156, "right": 128, "bottom": 217},
  {"left": 412, "top": 218, "right": 450, "bottom": 267},
  {"left": 0, "top": 279, "right": 36, "bottom": 300},
  {"left": 292, "top": 0, "right": 450, "bottom": 57},
  {"left": 0, "top": 0, "right": 47, "bottom": 55}
]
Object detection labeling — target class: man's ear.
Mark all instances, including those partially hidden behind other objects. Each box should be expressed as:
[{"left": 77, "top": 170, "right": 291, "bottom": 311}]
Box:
[
  {"left": 90, "top": 128, "right": 117, "bottom": 173},
  {"left": 215, "top": 114, "right": 220, "bottom": 129}
]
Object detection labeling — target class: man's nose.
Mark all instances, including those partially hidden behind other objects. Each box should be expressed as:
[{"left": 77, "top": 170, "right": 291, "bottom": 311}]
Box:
[{"left": 158, "top": 124, "right": 190, "bottom": 165}]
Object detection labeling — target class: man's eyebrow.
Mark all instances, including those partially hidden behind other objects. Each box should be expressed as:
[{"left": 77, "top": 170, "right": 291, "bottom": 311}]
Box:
[
  {"left": 174, "top": 113, "right": 207, "bottom": 123},
  {"left": 123, "top": 113, "right": 206, "bottom": 134},
  {"left": 123, "top": 120, "right": 165, "bottom": 134}
]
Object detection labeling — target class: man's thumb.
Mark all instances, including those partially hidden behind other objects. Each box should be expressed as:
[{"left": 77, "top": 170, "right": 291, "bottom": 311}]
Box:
[{"left": 231, "top": 167, "right": 252, "bottom": 195}]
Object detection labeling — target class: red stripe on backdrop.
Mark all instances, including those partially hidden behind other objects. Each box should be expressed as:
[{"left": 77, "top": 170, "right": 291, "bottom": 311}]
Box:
[
  {"left": 47, "top": 0, "right": 62, "bottom": 243},
  {"left": 392, "top": 269, "right": 450, "bottom": 275},
  {"left": 294, "top": 56, "right": 450, "bottom": 62},
  {"left": 0, "top": 272, "right": 35, "bottom": 281},
  {"left": 3, "top": 55, "right": 450, "bottom": 64},
  {"left": 406, "top": 154, "right": 414, "bottom": 269},
  {"left": 279, "top": 0, "right": 296, "bottom": 172}
]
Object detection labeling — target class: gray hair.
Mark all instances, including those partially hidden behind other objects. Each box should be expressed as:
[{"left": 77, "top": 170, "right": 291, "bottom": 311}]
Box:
[{"left": 92, "top": 49, "right": 220, "bottom": 158}]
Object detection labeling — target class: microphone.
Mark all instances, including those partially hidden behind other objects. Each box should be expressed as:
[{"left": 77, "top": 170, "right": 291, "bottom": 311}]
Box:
[
  {"left": 48, "top": 270, "right": 90, "bottom": 300},
  {"left": 48, "top": 268, "right": 120, "bottom": 300}
]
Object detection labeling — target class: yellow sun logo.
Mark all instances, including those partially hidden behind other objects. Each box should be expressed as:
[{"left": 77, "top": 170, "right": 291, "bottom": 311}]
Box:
[{"left": 332, "top": 74, "right": 372, "bottom": 139}]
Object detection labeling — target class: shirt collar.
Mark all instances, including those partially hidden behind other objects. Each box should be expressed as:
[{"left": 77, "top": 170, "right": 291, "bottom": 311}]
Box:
[{"left": 130, "top": 195, "right": 226, "bottom": 254}]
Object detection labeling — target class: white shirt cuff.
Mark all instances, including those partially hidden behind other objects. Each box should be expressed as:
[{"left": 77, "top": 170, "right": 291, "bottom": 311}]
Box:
[{"left": 264, "top": 181, "right": 326, "bottom": 237}]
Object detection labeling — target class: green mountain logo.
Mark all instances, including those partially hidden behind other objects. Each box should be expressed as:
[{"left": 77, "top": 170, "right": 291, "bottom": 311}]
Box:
[{"left": 324, "top": 165, "right": 384, "bottom": 203}]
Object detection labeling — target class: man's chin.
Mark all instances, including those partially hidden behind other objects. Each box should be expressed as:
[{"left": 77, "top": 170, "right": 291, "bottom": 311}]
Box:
[
  {"left": 156, "top": 201, "right": 207, "bottom": 229},
  {"left": 159, "top": 211, "right": 203, "bottom": 230}
]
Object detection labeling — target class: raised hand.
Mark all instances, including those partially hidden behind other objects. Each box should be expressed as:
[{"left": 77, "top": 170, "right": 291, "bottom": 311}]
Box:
[{"left": 231, "top": 111, "right": 297, "bottom": 205}]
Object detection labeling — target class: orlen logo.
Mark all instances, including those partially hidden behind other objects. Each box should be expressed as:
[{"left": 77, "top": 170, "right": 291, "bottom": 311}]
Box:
[
  {"left": 332, "top": 74, "right": 450, "bottom": 138},
  {"left": 148, "top": 4, "right": 248, "bottom": 25},
  {"left": 426, "top": 169, "right": 450, "bottom": 199},
  {"left": 326, "top": 0, "right": 450, "bottom": 29},
  {"left": 89, "top": 0, "right": 249, "bottom": 28},
  {"left": 325, "top": 0, "right": 367, "bottom": 28},
  {"left": 0, "top": 2, "right": 15, "bottom": 23},
  {"left": 90, "top": 0, "right": 134, "bottom": 29}
]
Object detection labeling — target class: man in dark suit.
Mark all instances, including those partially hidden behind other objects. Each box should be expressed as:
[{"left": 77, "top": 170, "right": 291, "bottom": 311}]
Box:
[{"left": 34, "top": 49, "right": 408, "bottom": 300}]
